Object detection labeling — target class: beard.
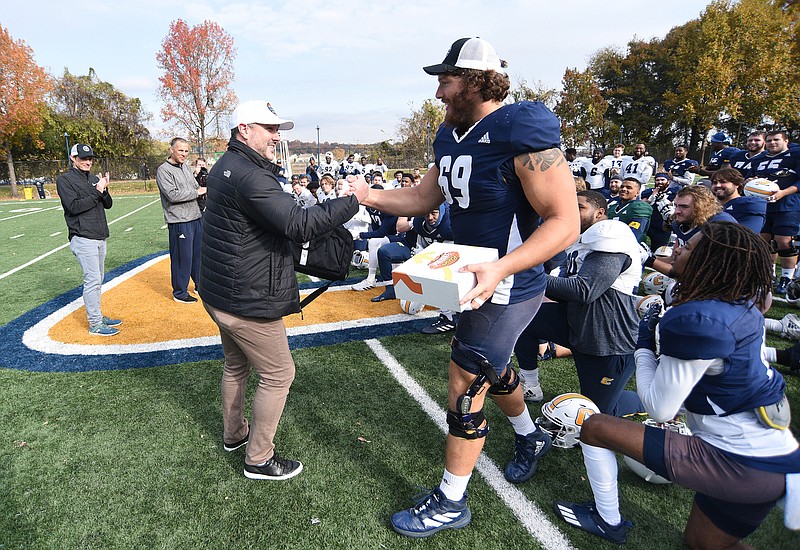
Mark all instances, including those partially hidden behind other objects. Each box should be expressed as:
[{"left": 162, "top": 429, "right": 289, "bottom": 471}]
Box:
[{"left": 443, "top": 89, "right": 480, "bottom": 135}]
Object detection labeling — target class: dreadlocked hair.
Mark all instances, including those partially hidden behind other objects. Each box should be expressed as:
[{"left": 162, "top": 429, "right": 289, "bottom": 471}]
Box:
[{"left": 672, "top": 221, "right": 773, "bottom": 311}]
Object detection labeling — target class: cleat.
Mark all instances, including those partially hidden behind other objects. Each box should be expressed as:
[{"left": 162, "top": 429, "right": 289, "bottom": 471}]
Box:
[
  {"left": 775, "top": 277, "right": 791, "bottom": 296},
  {"left": 88, "top": 323, "right": 119, "bottom": 337},
  {"left": 174, "top": 294, "right": 199, "bottom": 304},
  {"left": 243, "top": 453, "right": 303, "bottom": 480},
  {"left": 504, "top": 428, "right": 552, "bottom": 484},
  {"left": 351, "top": 278, "right": 376, "bottom": 291},
  {"left": 390, "top": 487, "right": 471, "bottom": 538},
  {"left": 420, "top": 313, "right": 457, "bottom": 334},
  {"left": 781, "top": 314, "right": 800, "bottom": 340},
  {"left": 554, "top": 500, "right": 633, "bottom": 544},
  {"left": 522, "top": 382, "right": 544, "bottom": 403},
  {"left": 102, "top": 316, "right": 122, "bottom": 327}
]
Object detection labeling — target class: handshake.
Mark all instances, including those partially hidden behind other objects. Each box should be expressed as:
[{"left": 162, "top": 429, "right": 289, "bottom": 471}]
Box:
[{"left": 337, "top": 174, "right": 370, "bottom": 201}]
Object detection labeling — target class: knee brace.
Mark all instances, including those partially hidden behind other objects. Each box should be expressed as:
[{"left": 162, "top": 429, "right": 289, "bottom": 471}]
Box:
[
  {"left": 447, "top": 409, "right": 488, "bottom": 439},
  {"left": 769, "top": 239, "right": 779, "bottom": 255},
  {"left": 778, "top": 246, "right": 798, "bottom": 258},
  {"left": 488, "top": 364, "right": 520, "bottom": 396}
]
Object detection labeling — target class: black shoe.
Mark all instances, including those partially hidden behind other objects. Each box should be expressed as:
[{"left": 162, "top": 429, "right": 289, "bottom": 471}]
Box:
[
  {"left": 787, "top": 341, "right": 800, "bottom": 372},
  {"left": 504, "top": 428, "right": 552, "bottom": 484},
  {"left": 421, "top": 313, "right": 457, "bottom": 334},
  {"left": 174, "top": 294, "right": 199, "bottom": 304},
  {"left": 776, "top": 277, "right": 791, "bottom": 296},
  {"left": 244, "top": 453, "right": 303, "bottom": 480},
  {"left": 371, "top": 291, "right": 394, "bottom": 302},
  {"left": 223, "top": 431, "right": 249, "bottom": 452}
]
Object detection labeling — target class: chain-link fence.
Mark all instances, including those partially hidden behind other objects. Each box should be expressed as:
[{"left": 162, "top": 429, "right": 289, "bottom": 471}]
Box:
[{"left": 0, "top": 156, "right": 166, "bottom": 185}]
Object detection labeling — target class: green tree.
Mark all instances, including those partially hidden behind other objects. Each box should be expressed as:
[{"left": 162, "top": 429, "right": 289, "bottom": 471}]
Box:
[
  {"left": 553, "top": 68, "right": 608, "bottom": 149},
  {"left": 509, "top": 78, "right": 558, "bottom": 109},
  {"left": 394, "top": 99, "right": 445, "bottom": 167},
  {"left": 50, "top": 68, "right": 152, "bottom": 158}
]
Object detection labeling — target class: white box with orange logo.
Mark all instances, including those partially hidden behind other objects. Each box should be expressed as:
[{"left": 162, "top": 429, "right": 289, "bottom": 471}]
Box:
[{"left": 392, "top": 242, "right": 499, "bottom": 312}]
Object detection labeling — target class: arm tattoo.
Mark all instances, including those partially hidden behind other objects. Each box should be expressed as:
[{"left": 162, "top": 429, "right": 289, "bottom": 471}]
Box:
[{"left": 519, "top": 148, "right": 565, "bottom": 173}]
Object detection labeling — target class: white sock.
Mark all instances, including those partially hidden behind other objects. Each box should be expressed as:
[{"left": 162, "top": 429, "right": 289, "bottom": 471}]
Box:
[
  {"left": 507, "top": 409, "right": 536, "bottom": 436},
  {"left": 581, "top": 442, "right": 621, "bottom": 526},
  {"left": 764, "top": 346, "right": 778, "bottom": 363},
  {"left": 765, "top": 318, "right": 784, "bottom": 333},
  {"left": 783, "top": 268, "right": 796, "bottom": 280},
  {"left": 520, "top": 368, "right": 539, "bottom": 387},
  {"left": 439, "top": 468, "right": 471, "bottom": 501}
]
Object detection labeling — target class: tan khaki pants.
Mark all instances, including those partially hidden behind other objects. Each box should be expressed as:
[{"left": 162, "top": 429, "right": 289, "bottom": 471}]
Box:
[{"left": 204, "top": 303, "right": 296, "bottom": 465}]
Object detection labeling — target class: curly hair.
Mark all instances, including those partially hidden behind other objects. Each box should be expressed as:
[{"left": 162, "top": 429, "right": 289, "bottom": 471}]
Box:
[
  {"left": 672, "top": 222, "right": 772, "bottom": 310},
  {"left": 675, "top": 185, "right": 720, "bottom": 226},
  {"left": 450, "top": 68, "right": 510, "bottom": 102}
]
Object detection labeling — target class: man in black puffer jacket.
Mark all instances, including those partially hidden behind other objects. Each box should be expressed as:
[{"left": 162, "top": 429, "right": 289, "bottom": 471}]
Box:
[{"left": 201, "top": 100, "right": 367, "bottom": 481}]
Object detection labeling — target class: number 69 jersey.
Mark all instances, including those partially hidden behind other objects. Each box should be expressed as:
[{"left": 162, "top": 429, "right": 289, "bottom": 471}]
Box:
[{"left": 434, "top": 101, "right": 561, "bottom": 305}]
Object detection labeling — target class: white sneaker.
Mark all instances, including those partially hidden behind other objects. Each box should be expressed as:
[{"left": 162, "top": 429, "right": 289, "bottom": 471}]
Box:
[
  {"left": 782, "top": 314, "right": 800, "bottom": 340},
  {"left": 351, "top": 278, "right": 376, "bottom": 291},
  {"left": 522, "top": 382, "right": 543, "bottom": 403}
]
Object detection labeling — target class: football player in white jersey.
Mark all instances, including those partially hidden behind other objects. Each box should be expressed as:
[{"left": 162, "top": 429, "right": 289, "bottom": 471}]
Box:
[
  {"left": 582, "top": 148, "right": 612, "bottom": 190},
  {"left": 603, "top": 143, "right": 629, "bottom": 176},
  {"left": 620, "top": 143, "right": 655, "bottom": 185},
  {"left": 317, "top": 151, "right": 339, "bottom": 177}
]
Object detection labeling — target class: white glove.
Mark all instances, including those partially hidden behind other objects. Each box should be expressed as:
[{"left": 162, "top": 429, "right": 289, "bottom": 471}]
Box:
[{"left": 656, "top": 196, "right": 674, "bottom": 219}]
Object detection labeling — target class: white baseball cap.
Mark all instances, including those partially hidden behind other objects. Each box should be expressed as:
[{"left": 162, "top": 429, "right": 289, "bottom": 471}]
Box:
[
  {"left": 230, "top": 100, "right": 294, "bottom": 130},
  {"left": 423, "top": 37, "right": 506, "bottom": 75}
]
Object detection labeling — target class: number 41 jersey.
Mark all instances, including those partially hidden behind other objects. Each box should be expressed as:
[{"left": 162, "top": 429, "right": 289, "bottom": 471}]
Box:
[{"left": 435, "top": 101, "right": 561, "bottom": 305}]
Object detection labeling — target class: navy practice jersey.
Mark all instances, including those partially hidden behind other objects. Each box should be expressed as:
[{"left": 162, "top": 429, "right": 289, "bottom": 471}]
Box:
[
  {"left": 747, "top": 148, "right": 800, "bottom": 213},
  {"left": 721, "top": 196, "right": 766, "bottom": 234},
  {"left": 708, "top": 146, "right": 741, "bottom": 171},
  {"left": 434, "top": 101, "right": 560, "bottom": 305},
  {"left": 664, "top": 158, "right": 699, "bottom": 178},
  {"left": 659, "top": 299, "right": 798, "bottom": 473},
  {"left": 728, "top": 149, "right": 761, "bottom": 178}
]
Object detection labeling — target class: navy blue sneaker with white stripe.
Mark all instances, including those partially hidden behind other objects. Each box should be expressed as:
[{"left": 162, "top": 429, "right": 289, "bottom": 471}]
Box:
[
  {"left": 390, "top": 487, "right": 471, "bottom": 538},
  {"left": 553, "top": 500, "right": 633, "bottom": 544}
]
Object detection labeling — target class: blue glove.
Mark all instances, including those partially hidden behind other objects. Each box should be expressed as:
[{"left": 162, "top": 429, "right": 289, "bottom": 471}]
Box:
[{"left": 637, "top": 302, "right": 662, "bottom": 352}]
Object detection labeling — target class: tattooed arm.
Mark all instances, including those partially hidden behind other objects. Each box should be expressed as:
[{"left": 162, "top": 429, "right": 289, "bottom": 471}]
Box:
[{"left": 461, "top": 148, "right": 580, "bottom": 305}]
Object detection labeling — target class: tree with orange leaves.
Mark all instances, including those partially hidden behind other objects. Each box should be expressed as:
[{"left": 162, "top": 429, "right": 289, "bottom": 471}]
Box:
[
  {"left": 0, "top": 25, "right": 52, "bottom": 198},
  {"left": 156, "top": 19, "right": 237, "bottom": 157}
]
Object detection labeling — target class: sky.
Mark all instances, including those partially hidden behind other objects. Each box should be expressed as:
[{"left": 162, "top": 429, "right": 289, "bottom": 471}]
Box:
[{"left": 4, "top": 0, "right": 713, "bottom": 145}]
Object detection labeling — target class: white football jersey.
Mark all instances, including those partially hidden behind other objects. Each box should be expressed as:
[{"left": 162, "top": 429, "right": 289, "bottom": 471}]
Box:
[
  {"left": 620, "top": 155, "right": 655, "bottom": 184},
  {"left": 603, "top": 154, "right": 630, "bottom": 176},
  {"left": 582, "top": 158, "right": 612, "bottom": 189}
]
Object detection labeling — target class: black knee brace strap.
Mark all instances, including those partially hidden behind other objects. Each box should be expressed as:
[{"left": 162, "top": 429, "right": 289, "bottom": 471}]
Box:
[
  {"left": 447, "top": 409, "right": 488, "bottom": 439},
  {"left": 778, "top": 247, "right": 798, "bottom": 258},
  {"left": 488, "top": 364, "right": 520, "bottom": 396}
]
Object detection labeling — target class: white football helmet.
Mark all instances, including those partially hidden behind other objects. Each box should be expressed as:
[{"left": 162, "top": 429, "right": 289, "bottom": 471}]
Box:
[
  {"left": 642, "top": 271, "right": 673, "bottom": 295},
  {"left": 636, "top": 294, "right": 665, "bottom": 319},
  {"left": 351, "top": 250, "right": 368, "bottom": 268},
  {"left": 623, "top": 419, "right": 691, "bottom": 484},
  {"left": 535, "top": 393, "right": 600, "bottom": 449},
  {"left": 400, "top": 299, "right": 425, "bottom": 315},
  {"left": 654, "top": 245, "right": 673, "bottom": 258},
  {"left": 663, "top": 279, "right": 678, "bottom": 306}
]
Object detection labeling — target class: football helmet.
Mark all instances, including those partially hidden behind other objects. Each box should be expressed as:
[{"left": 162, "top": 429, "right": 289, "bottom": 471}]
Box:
[
  {"left": 786, "top": 280, "right": 800, "bottom": 307},
  {"left": 351, "top": 250, "right": 368, "bottom": 268},
  {"left": 653, "top": 245, "right": 673, "bottom": 258},
  {"left": 636, "top": 294, "right": 664, "bottom": 320},
  {"left": 400, "top": 299, "right": 425, "bottom": 315},
  {"left": 663, "top": 279, "right": 678, "bottom": 306},
  {"left": 623, "top": 419, "right": 691, "bottom": 484},
  {"left": 535, "top": 393, "right": 600, "bottom": 449},
  {"left": 642, "top": 271, "right": 672, "bottom": 295}
]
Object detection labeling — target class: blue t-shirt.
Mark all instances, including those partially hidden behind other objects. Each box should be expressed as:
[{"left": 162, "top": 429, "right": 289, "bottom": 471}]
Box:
[
  {"left": 664, "top": 158, "right": 699, "bottom": 178},
  {"left": 434, "top": 101, "right": 560, "bottom": 304},
  {"left": 708, "top": 146, "right": 741, "bottom": 170},
  {"left": 729, "top": 149, "right": 760, "bottom": 178}
]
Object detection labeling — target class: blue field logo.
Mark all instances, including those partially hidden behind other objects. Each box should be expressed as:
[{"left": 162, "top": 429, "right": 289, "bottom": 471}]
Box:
[{"left": 0, "top": 252, "right": 435, "bottom": 372}]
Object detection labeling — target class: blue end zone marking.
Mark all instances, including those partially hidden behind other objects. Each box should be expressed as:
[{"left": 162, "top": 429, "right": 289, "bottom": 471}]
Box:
[{"left": 0, "top": 254, "right": 429, "bottom": 373}]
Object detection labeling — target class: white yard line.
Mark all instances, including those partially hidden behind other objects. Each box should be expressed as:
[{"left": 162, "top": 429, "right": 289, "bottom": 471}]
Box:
[
  {"left": 365, "top": 339, "right": 574, "bottom": 550},
  {"left": 0, "top": 205, "right": 62, "bottom": 222},
  {"left": 0, "top": 199, "right": 159, "bottom": 281}
]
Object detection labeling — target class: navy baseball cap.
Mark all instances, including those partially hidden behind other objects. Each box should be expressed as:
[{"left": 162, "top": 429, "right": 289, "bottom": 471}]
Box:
[
  {"left": 70, "top": 144, "right": 95, "bottom": 158},
  {"left": 710, "top": 132, "right": 731, "bottom": 144}
]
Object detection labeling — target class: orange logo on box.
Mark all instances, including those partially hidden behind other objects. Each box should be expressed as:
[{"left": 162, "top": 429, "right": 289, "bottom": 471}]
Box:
[
  {"left": 393, "top": 272, "right": 423, "bottom": 293},
  {"left": 428, "top": 251, "right": 460, "bottom": 269}
]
